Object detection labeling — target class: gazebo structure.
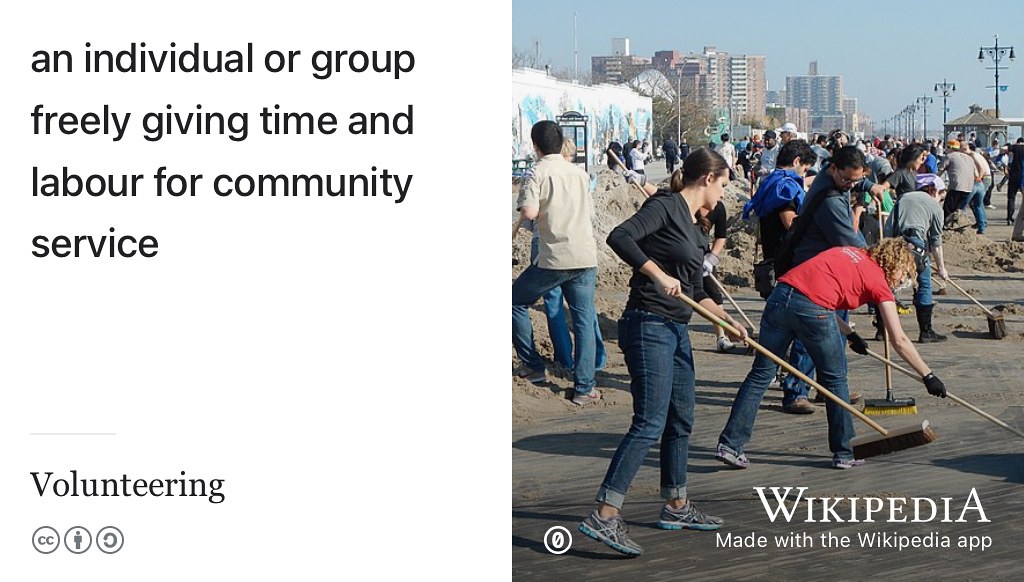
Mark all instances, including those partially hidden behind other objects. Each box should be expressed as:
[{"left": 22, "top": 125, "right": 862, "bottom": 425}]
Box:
[{"left": 943, "top": 104, "right": 1009, "bottom": 147}]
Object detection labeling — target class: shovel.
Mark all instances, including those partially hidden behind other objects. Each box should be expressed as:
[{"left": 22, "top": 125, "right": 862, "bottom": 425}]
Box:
[
  {"left": 708, "top": 273, "right": 758, "bottom": 355},
  {"left": 606, "top": 148, "right": 650, "bottom": 199},
  {"left": 946, "top": 277, "right": 1006, "bottom": 339}
]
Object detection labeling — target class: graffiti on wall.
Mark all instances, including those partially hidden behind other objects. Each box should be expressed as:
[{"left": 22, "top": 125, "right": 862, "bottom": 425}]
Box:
[{"left": 512, "top": 69, "right": 653, "bottom": 168}]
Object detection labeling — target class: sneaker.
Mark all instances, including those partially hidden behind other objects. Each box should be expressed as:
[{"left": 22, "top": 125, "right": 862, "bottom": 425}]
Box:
[
  {"left": 514, "top": 365, "right": 546, "bottom": 384},
  {"left": 833, "top": 458, "right": 866, "bottom": 470},
  {"left": 986, "top": 204, "right": 997, "bottom": 209},
  {"left": 815, "top": 390, "right": 862, "bottom": 404},
  {"left": 716, "top": 335, "right": 735, "bottom": 352},
  {"left": 657, "top": 501, "right": 724, "bottom": 530},
  {"left": 578, "top": 511, "right": 643, "bottom": 556},
  {"left": 571, "top": 389, "right": 601, "bottom": 406},
  {"left": 782, "top": 398, "right": 815, "bottom": 414},
  {"left": 715, "top": 443, "right": 749, "bottom": 469}
]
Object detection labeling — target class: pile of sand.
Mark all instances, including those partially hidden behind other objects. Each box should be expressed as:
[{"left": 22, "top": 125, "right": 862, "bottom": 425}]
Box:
[{"left": 941, "top": 230, "right": 1024, "bottom": 273}]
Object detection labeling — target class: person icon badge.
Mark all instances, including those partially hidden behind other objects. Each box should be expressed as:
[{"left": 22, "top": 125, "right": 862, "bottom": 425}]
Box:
[{"left": 63, "top": 526, "right": 92, "bottom": 554}]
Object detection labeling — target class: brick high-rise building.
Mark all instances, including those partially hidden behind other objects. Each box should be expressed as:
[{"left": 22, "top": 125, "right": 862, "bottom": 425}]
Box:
[
  {"left": 652, "top": 46, "right": 766, "bottom": 124},
  {"left": 731, "top": 54, "right": 766, "bottom": 124},
  {"left": 592, "top": 37, "right": 651, "bottom": 85}
]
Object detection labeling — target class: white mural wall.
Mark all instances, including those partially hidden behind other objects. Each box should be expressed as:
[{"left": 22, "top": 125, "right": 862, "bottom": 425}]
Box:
[{"left": 512, "top": 68, "right": 653, "bottom": 169}]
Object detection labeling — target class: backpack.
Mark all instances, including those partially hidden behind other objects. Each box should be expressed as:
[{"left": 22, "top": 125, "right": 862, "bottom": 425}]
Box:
[{"left": 772, "top": 186, "right": 833, "bottom": 278}]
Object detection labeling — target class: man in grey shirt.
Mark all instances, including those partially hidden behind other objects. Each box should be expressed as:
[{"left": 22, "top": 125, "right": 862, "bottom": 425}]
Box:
[
  {"left": 810, "top": 134, "right": 831, "bottom": 173},
  {"left": 755, "top": 130, "right": 780, "bottom": 177},
  {"left": 938, "top": 140, "right": 979, "bottom": 220},
  {"left": 889, "top": 174, "right": 949, "bottom": 342}
]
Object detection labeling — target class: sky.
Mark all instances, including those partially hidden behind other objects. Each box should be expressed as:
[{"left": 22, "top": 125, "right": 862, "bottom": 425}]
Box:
[{"left": 513, "top": 0, "right": 1024, "bottom": 132}]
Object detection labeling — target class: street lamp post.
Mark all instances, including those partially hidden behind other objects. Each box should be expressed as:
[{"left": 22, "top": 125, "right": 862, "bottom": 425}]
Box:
[
  {"left": 934, "top": 79, "right": 956, "bottom": 124},
  {"left": 905, "top": 105, "right": 917, "bottom": 141},
  {"left": 917, "top": 96, "right": 933, "bottom": 142},
  {"left": 677, "top": 67, "right": 682, "bottom": 144},
  {"left": 978, "top": 35, "right": 1015, "bottom": 119}
]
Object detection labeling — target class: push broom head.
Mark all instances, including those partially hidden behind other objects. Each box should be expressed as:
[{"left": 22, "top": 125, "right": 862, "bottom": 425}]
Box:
[
  {"left": 863, "top": 396, "right": 917, "bottom": 416},
  {"left": 988, "top": 314, "right": 1006, "bottom": 339},
  {"left": 851, "top": 419, "right": 935, "bottom": 459}
]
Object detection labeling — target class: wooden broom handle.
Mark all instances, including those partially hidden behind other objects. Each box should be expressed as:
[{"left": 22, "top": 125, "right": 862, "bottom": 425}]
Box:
[
  {"left": 864, "top": 348, "right": 1024, "bottom": 440},
  {"left": 946, "top": 278, "right": 997, "bottom": 318},
  {"left": 874, "top": 204, "right": 894, "bottom": 392},
  {"left": 606, "top": 148, "right": 650, "bottom": 199},
  {"left": 708, "top": 273, "right": 757, "bottom": 331},
  {"left": 882, "top": 322, "right": 893, "bottom": 392},
  {"left": 675, "top": 292, "right": 889, "bottom": 435}
]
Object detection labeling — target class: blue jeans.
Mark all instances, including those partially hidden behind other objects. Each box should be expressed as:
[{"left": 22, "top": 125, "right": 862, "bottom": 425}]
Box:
[
  {"left": 512, "top": 264, "right": 597, "bottom": 394},
  {"left": 596, "top": 309, "right": 695, "bottom": 508},
  {"left": 904, "top": 235, "right": 932, "bottom": 307},
  {"left": 960, "top": 181, "right": 988, "bottom": 233},
  {"left": 530, "top": 237, "right": 606, "bottom": 369},
  {"left": 719, "top": 284, "right": 857, "bottom": 461},
  {"left": 780, "top": 309, "right": 847, "bottom": 405},
  {"left": 780, "top": 340, "right": 814, "bottom": 405}
]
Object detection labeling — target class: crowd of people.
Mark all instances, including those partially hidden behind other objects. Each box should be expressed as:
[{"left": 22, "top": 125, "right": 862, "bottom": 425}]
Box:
[{"left": 509, "top": 118, "right": 1024, "bottom": 556}]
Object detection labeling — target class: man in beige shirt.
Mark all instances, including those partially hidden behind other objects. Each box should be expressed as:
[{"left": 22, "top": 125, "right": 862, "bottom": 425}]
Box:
[{"left": 513, "top": 120, "right": 600, "bottom": 405}]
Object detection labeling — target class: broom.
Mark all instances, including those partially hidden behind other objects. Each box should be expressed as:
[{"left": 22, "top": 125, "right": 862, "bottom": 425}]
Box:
[
  {"left": 862, "top": 323, "right": 918, "bottom": 415},
  {"left": 708, "top": 273, "right": 758, "bottom": 355},
  {"left": 606, "top": 148, "right": 651, "bottom": 199},
  {"left": 864, "top": 348, "right": 1024, "bottom": 440},
  {"left": 675, "top": 292, "right": 935, "bottom": 459},
  {"left": 861, "top": 204, "right": 916, "bottom": 415},
  {"left": 946, "top": 277, "right": 1006, "bottom": 339}
]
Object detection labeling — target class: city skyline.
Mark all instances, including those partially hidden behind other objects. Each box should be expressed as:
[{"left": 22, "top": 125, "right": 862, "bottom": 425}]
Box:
[{"left": 513, "top": 0, "right": 1024, "bottom": 132}]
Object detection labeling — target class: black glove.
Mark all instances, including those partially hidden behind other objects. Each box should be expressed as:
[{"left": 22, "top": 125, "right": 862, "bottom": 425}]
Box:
[
  {"left": 847, "top": 332, "right": 868, "bottom": 355},
  {"left": 924, "top": 373, "right": 947, "bottom": 398}
]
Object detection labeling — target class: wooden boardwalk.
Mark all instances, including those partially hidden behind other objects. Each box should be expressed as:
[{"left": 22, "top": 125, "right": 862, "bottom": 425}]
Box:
[{"left": 513, "top": 273, "right": 1024, "bottom": 580}]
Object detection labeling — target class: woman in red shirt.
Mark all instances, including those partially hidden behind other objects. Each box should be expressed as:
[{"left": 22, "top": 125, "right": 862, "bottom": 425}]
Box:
[{"left": 716, "top": 239, "right": 948, "bottom": 469}]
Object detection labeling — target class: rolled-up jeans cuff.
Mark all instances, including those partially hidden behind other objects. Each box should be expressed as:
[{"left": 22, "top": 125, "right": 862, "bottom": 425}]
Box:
[
  {"left": 661, "top": 485, "right": 687, "bottom": 502},
  {"left": 595, "top": 486, "right": 626, "bottom": 509}
]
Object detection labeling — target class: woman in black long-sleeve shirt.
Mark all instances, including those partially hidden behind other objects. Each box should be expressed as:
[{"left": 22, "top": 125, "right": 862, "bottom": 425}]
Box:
[{"left": 578, "top": 148, "right": 747, "bottom": 557}]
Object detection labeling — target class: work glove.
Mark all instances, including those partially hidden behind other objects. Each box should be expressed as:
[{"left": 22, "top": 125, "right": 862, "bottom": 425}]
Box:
[
  {"left": 622, "top": 170, "right": 647, "bottom": 186},
  {"left": 702, "top": 252, "right": 719, "bottom": 277},
  {"left": 923, "top": 373, "right": 947, "bottom": 398},
  {"left": 847, "top": 332, "right": 869, "bottom": 355}
]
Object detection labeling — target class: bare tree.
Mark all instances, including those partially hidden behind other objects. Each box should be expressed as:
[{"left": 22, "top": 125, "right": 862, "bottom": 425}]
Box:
[
  {"left": 652, "top": 96, "right": 715, "bottom": 144},
  {"left": 512, "top": 43, "right": 550, "bottom": 70}
]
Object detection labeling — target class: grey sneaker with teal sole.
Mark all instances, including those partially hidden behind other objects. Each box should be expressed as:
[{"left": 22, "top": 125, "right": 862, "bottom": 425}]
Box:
[
  {"left": 578, "top": 511, "right": 643, "bottom": 556},
  {"left": 656, "top": 501, "right": 724, "bottom": 531}
]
